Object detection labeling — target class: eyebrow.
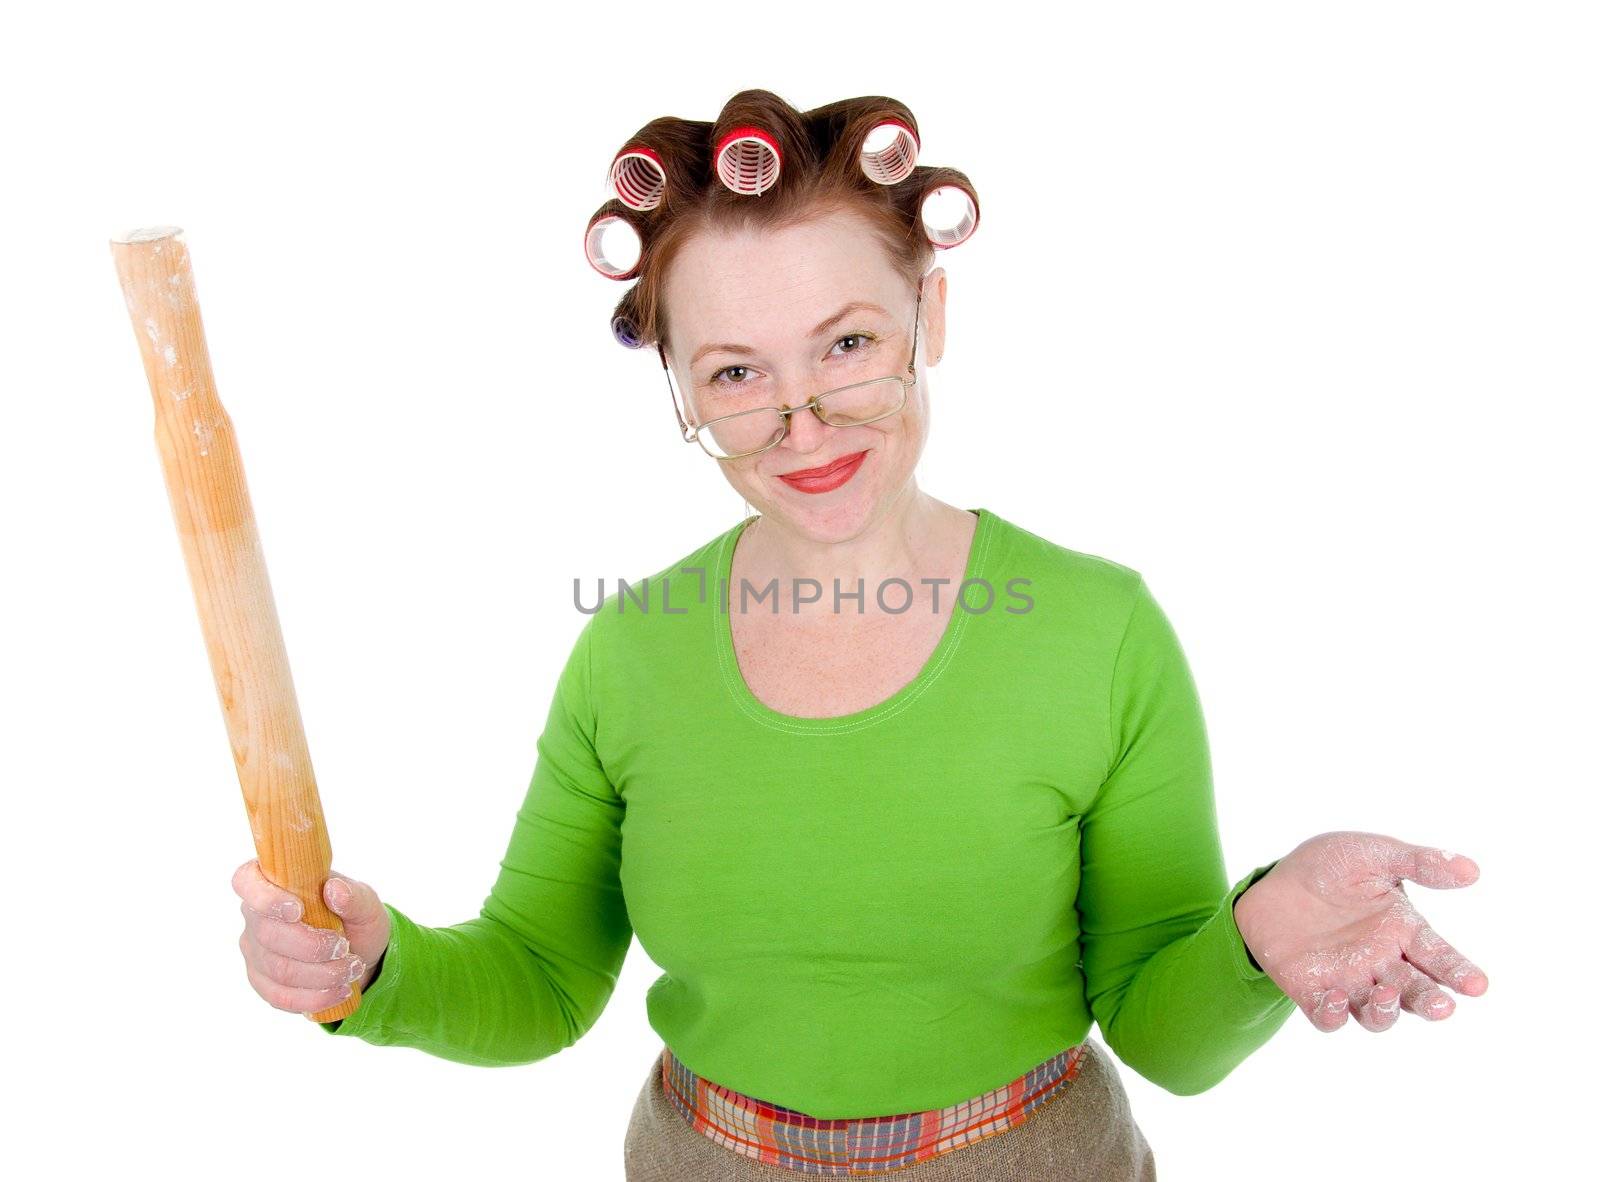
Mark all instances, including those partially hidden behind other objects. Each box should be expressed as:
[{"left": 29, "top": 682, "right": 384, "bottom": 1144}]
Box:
[{"left": 688, "top": 301, "right": 891, "bottom": 369}]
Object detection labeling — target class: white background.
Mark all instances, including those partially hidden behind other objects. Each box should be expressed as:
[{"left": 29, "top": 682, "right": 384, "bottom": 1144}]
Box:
[{"left": 3, "top": 1, "right": 1593, "bottom": 1177}]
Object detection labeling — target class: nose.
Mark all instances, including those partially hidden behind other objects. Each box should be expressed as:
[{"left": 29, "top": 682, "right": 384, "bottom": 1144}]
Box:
[{"left": 780, "top": 396, "right": 834, "bottom": 453}]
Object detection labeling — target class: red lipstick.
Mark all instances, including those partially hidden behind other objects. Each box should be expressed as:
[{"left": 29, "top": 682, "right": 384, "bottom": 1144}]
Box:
[{"left": 777, "top": 449, "right": 868, "bottom": 494}]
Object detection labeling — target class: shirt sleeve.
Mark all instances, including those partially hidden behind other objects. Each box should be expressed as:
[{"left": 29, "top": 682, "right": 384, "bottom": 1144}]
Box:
[
  {"left": 1077, "top": 575, "right": 1296, "bottom": 1096},
  {"left": 317, "top": 616, "right": 633, "bottom": 1065}
]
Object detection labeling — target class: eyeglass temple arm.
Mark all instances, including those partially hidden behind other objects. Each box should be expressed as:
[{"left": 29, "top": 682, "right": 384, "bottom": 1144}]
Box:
[
  {"left": 658, "top": 345, "right": 697, "bottom": 443},
  {"left": 906, "top": 287, "right": 923, "bottom": 379}
]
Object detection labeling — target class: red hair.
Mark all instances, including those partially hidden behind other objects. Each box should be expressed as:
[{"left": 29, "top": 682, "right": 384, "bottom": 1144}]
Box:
[{"left": 586, "top": 89, "right": 980, "bottom": 359}]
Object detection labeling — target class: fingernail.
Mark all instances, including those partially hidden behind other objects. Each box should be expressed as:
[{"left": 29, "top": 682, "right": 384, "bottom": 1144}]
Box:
[
  {"left": 332, "top": 936, "right": 350, "bottom": 959},
  {"left": 340, "top": 984, "right": 353, "bottom": 1000},
  {"left": 274, "top": 900, "right": 302, "bottom": 922},
  {"left": 327, "top": 879, "right": 351, "bottom": 910},
  {"left": 347, "top": 958, "right": 365, "bottom": 982}
]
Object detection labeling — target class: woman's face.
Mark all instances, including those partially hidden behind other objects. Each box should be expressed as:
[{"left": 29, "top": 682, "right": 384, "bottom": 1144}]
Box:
[{"left": 662, "top": 208, "right": 948, "bottom": 545}]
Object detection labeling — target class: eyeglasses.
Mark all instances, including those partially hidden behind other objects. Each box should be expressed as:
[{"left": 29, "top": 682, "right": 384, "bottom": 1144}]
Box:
[{"left": 658, "top": 287, "right": 923, "bottom": 461}]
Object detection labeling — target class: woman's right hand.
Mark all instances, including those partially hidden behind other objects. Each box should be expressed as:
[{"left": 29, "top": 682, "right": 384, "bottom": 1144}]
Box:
[{"left": 232, "top": 858, "right": 392, "bottom": 1015}]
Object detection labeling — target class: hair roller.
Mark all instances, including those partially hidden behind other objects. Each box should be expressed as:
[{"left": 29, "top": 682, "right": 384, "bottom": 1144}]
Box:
[
  {"left": 859, "top": 118, "right": 920, "bottom": 185},
  {"left": 805, "top": 98, "right": 921, "bottom": 190},
  {"left": 920, "top": 183, "right": 979, "bottom": 248},
  {"left": 607, "top": 116, "right": 714, "bottom": 213},
  {"left": 609, "top": 285, "right": 647, "bottom": 349},
  {"left": 709, "top": 90, "right": 816, "bottom": 197},
  {"left": 891, "top": 165, "right": 980, "bottom": 250},
  {"left": 713, "top": 126, "right": 781, "bottom": 195},
  {"left": 585, "top": 91, "right": 982, "bottom": 352},
  {"left": 611, "top": 313, "right": 644, "bottom": 349},
  {"left": 584, "top": 200, "right": 645, "bottom": 280},
  {"left": 609, "top": 145, "right": 666, "bottom": 212}
]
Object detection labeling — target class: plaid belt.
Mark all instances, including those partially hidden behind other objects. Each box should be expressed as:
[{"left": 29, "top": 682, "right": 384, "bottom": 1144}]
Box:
[{"left": 659, "top": 1041, "right": 1089, "bottom": 1175}]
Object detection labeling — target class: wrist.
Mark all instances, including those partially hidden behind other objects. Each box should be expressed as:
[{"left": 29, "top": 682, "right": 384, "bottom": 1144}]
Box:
[
  {"left": 359, "top": 946, "right": 388, "bottom": 993},
  {"left": 1228, "top": 876, "right": 1267, "bottom": 972},
  {"left": 1233, "top": 888, "right": 1265, "bottom": 972}
]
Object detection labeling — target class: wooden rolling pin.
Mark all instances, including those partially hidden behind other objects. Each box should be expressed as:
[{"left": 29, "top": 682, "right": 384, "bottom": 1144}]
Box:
[{"left": 111, "top": 226, "right": 359, "bottom": 1023}]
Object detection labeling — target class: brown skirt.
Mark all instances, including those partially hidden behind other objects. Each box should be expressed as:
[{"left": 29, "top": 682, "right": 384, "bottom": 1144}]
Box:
[{"left": 622, "top": 1036, "right": 1157, "bottom": 1180}]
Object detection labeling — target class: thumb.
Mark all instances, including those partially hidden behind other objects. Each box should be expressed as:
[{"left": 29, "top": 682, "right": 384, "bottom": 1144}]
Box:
[
  {"left": 322, "top": 872, "right": 390, "bottom": 970},
  {"left": 324, "top": 873, "right": 380, "bottom": 924}
]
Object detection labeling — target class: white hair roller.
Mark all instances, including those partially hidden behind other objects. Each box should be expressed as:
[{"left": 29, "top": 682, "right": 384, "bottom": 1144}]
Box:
[
  {"left": 920, "top": 184, "right": 980, "bottom": 249},
  {"left": 858, "top": 118, "right": 920, "bottom": 185},
  {"left": 584, "top": 211, "right": 642, "bottom": 280}
]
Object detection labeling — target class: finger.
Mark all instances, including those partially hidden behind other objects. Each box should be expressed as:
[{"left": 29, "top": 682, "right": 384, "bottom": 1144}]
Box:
[
  {"left": 1349, "top": 985, "right": 1396, "bottom": 1032},
  {"left": 232, "top": 858, "right": 305, "bottom": 922},
  {"left": 1371, "top": 958, "right": 1426, "bottom": 1029},
  {"left": 1402, "top": 921, "right": 1489, "bottom": 997},
  {"left": 1395, "top": 844, "right": 1480, "bottom": 890},
  {"left": 1351, "top": 963, "right": 1402, "bottom": 1032},
  {"left": 1305, "top": 987, "right": 1350, "bottom": 1033},
  {"left": 1348, "top": 833, "right": 1477, "bottom": 890},
  {"left": 1393, "top": 960, "right": 1454, "bottom": 1021},
  {"left": 323, "top": 872, "right": 379, "bottom": 924},
  {"left": 244, "top": 956, "right": 355, "bottom": 1015},
  {"left": 1340, "top": 951, "right": 1395, "bottom": 1032},
  {"left": 240, "top": 929, "right": 364, "bottom": 993},
  {"left": 242, "top": 899, "right": 350, "bottom": 962}
]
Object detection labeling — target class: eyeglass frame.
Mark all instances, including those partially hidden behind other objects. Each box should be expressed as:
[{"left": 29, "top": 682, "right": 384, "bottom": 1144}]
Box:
[{"left": 656, "top": 285, "right": 924, "bottom": 462}]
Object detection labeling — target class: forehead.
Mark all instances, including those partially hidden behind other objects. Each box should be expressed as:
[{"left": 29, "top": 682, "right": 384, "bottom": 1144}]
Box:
[{"left": 664, "top": 211, "right": 903, "bottom": 359}]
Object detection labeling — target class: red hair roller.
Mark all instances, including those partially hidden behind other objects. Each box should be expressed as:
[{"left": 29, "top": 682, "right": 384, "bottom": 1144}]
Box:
[
  {"left": 713, "top": 126, "right": 782, "bottom": 196},
  {"left": 609, "top": 145, "right": 668, "bottom": 212}
]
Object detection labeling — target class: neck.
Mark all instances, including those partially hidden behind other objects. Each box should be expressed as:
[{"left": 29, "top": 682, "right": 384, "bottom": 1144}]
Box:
[{"left": 738, "top": 485, "right": 974, "bottom": 607}]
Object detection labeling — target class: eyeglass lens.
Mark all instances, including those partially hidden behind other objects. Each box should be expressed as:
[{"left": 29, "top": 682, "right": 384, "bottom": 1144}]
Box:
[{"left": 701, "top": 379, "right": 905, "bottom": 458}]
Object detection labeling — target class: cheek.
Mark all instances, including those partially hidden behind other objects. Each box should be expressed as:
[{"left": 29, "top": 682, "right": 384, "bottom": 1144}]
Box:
[
  {"left": 862, "top": 424, "right": 922, "bottom": 485},
  {"left": 727, "top": 457, "right": 767, "bottom": 493},
  {"left": 883, "top": 403, "right": 928, "bottom": 455}
]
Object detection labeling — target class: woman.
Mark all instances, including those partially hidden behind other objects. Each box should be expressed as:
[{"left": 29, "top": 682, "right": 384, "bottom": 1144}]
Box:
[{"left": 231, "top": 90, "right": 1489, "bottom": 1178}]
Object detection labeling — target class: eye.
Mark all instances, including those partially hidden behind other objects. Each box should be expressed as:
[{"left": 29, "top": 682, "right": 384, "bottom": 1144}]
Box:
[
  {"left": 708, "top": 333, "right": 879, "bottom": 388},
  {"left": 833, "top": 332, "right": 877, "bottom": 357},
  {"left": 709, "top": 364, "right": 752, "bottom": 387}
]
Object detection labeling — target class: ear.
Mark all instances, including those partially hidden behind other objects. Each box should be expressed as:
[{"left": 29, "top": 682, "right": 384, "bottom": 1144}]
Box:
[{"left": 922, "top": 268, "right": 949, "bottom": 366}]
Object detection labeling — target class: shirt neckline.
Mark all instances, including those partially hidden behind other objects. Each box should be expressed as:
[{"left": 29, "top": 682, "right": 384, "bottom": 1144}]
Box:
[{"left": 712, "top": 506, "right": 998, "bottom": 735}]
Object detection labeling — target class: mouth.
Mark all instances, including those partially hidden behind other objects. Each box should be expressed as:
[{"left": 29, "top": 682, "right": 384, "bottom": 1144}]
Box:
[{"left": 777, "top": 449, "right": 869, "bottom": 494}]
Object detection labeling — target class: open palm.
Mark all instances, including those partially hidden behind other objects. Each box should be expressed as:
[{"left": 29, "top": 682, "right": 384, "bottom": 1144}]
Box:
[{"left": 1233, "top": 831, "right": 1490, "bottom": 1032}]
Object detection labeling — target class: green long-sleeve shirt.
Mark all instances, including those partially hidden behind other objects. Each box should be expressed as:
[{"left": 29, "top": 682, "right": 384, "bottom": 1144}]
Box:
[{"left": 319, "top": 507, "right": 1296, "bottom": 1115}]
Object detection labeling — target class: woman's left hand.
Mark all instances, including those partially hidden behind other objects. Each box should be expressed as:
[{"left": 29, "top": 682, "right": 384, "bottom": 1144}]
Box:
[{"left": 1232, "top": 830, "right": 1489, "bottom": 1032}]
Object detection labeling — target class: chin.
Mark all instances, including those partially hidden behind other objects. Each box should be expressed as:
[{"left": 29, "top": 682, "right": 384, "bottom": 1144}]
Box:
[{"left": 759, "top": 466, "right": 894, "bottom": 542}]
